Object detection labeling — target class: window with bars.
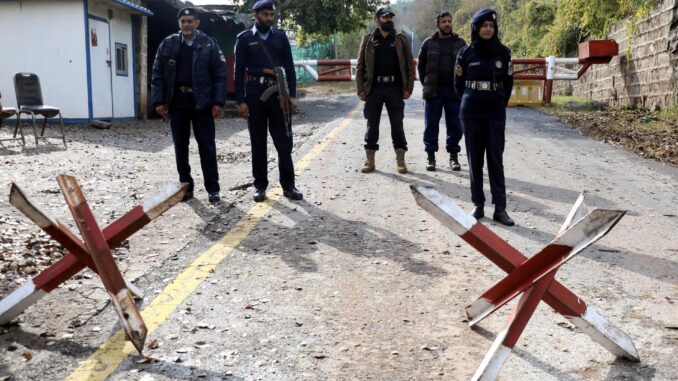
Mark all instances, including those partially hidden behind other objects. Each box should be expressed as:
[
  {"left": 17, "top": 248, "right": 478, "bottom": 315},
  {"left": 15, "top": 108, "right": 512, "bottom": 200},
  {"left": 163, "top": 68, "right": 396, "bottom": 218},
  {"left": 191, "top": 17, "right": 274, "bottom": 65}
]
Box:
[{"left": 115, "top": 43, "right": 128, "bottom": 76}]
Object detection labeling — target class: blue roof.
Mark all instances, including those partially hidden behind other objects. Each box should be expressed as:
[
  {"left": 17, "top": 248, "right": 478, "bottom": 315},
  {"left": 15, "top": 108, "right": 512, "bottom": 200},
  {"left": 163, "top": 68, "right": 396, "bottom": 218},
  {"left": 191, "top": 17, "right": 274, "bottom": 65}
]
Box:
[{"left": 112, "top": 0, "right": 154, "bottom": 16}]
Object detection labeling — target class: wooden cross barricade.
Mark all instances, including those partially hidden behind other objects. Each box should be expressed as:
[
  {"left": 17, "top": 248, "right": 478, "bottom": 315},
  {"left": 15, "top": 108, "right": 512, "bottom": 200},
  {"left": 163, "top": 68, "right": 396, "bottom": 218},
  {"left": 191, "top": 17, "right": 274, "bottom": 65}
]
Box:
[
  {"left": 410, "top": 185, "right": 640, "bottom": 381},
  {"left": 0, "top": 175, "right": 188, "bottom": 353}
]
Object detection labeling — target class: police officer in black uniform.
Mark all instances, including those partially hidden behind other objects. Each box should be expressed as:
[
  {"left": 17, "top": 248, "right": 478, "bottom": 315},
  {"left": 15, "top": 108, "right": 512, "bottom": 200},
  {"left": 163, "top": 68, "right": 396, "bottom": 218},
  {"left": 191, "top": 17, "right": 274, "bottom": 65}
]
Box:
[
  {"left": 454, "top": 9, "right": 515, "bottom": 226},
  {"left": 152, "top": 7, "right": 227, "bottom": 204},
  {"left": 234, "top": 0, "right": 302, "bottom": 203}
]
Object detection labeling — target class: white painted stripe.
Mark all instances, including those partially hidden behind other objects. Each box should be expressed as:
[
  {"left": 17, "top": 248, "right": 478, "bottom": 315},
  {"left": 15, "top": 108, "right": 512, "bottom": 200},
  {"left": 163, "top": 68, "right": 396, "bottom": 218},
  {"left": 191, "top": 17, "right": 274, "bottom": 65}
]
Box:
[
  {"left": 303, "top": 64, "right": 319, "bottom": 80},
  {"left": 142, "top": 182, "right": 186, "bottom": 220},
  {"left": 466, "top": 298, "right": 493, "bottom": 326},
  {"left": 9, "top": 183, "right": 57, "bottom": 228},
  {"left": 472, "top": 328, "right": 512, "bottom": 381},
  {"left": 554, "top": 209, "right": 624, "bottom": 255},
  {"left": 559, "top": 193, "right": 588, "bottom": 234},
  {"left": 410, "top": 186, "right": 475, "bottom": 236},
  {"left": 123, "top": 280, "right": 144, "bottom": 300},
  {"left": 0, "top": 282, "right": 47, "bottom": 325},
  {"left": 554, "top": 57, "right": 581, "bottom": 64},
  {"left": 568, "top": 307, "right": 640, "bottom": 362}
]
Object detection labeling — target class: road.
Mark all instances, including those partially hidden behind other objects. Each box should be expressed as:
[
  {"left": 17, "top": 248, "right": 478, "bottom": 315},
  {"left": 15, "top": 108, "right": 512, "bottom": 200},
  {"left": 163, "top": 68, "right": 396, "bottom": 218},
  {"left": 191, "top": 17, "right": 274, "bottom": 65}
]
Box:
[{"left": 1, "top": 84, "right": 677, "bottom": 380}]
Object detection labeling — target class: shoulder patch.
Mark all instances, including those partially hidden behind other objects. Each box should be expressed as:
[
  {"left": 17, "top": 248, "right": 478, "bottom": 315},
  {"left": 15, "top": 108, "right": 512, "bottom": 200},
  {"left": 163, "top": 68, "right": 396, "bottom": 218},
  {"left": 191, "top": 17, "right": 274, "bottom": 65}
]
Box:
[{"left": 455, "top": 64, "right": 463, "bottom": 77}]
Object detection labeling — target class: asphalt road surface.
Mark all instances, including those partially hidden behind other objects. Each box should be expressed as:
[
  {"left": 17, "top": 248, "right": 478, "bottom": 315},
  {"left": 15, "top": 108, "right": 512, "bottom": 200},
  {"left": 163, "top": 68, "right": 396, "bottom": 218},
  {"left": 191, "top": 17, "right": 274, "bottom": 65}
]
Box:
[{"left": 1, "top": 84, "right": 676, "bottom": 381}]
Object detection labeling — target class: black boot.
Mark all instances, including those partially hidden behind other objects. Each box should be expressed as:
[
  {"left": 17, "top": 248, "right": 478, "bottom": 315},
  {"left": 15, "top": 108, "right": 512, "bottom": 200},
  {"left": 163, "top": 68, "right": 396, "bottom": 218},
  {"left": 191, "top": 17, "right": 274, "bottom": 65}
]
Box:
[
  {"left": 450, "top": 153, "right": 461, "bottom": 171},
  {"left": 471, "top": 204, "right": 484, "bottom": 219},
  {"left": 253, "top": 188, "right": 266, "bottom": 202},
  {"left": 283, "top": 186, "right": 303, "bottom": 200},
  {"left": 426, "top": 151, "right": 436, "bottom": 171},
  {"left": 493, "top": 206, "right": 515, "bottom": 226}
]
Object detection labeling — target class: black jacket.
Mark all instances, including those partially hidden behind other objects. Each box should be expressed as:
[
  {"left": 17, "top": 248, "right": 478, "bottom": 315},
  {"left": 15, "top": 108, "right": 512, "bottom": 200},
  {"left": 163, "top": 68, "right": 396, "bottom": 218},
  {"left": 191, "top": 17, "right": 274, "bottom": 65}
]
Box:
[
  {"left": 417, "top": 32, "right": 466, "bottom": 99},
  {"left": 151, "top": 30, "right": 227, "bottom": 110},
  {"left": 454, "top": 43, "right": 513, "bottom": 120}
]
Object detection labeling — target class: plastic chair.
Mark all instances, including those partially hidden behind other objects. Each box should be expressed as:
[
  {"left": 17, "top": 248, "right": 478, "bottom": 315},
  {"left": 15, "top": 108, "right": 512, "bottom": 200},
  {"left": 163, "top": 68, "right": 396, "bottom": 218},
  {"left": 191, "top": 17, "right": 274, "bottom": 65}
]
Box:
[
  {"left": 14, "top": 73, "right": 66, "bottom": 147},
  {"left": 0, "top": 91, "right": 26, "bottom": 146}
]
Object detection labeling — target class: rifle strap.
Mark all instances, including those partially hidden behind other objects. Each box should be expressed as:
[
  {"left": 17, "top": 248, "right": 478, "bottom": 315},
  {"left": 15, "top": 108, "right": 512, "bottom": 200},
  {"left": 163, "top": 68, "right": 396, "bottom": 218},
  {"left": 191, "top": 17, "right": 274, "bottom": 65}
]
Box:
[{"left": 255, "top": 32, "right": 277, "bottom": 70}]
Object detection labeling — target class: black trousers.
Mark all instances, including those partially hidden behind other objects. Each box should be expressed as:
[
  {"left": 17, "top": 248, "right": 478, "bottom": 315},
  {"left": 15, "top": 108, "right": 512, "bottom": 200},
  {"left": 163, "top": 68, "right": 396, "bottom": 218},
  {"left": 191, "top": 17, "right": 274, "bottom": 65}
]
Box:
[
  {"left": 169, "top": 100, "right": 220, "bottom": 194},
  {"left": 246, "top": 86, "right": 295, "bottom": 191},
  {"left": 363, "top": 85, "right": 407, "bottom": 151},
  {"left": 462, "top": 118, "right": 506, "bottom": 207}
]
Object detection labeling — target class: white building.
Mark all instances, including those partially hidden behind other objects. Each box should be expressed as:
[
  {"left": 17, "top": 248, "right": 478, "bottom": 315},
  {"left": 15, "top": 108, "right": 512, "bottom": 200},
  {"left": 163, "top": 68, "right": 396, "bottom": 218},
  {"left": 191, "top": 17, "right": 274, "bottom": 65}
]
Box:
[{"left": 0, "top": 0, "right": 153, "bottom": 122}]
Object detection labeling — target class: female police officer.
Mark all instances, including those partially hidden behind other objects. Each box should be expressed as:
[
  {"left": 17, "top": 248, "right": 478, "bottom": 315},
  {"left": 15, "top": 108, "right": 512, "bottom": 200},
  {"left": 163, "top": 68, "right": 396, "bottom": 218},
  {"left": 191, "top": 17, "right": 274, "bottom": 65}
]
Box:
[{"left": 454, "top": 9, "right": 515, "bottom": 226}]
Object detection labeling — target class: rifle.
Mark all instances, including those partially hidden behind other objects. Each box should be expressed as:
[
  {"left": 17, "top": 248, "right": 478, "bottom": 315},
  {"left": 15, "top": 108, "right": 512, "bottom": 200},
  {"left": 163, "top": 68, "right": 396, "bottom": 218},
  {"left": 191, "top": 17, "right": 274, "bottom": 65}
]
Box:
[{"left": 260, "top": 67, "right": 293, "bottom": 137}]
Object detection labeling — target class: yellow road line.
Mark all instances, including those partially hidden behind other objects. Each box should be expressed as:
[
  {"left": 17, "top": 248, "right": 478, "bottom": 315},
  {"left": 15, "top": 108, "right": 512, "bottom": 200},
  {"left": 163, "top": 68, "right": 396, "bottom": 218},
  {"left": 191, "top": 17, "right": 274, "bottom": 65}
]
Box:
[{"left": 66, "top": 104, "right": 362, "bottom": 381}]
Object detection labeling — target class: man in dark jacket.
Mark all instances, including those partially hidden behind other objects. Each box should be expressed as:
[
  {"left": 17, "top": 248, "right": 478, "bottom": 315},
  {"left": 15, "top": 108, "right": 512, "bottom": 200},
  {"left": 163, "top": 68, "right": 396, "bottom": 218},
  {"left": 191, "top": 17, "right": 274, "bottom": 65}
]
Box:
[
  {"left": 152, "top": 7, "right": 227, "bottom": 204},
  {"left": 356, "top": 7, "right": 415, "bottom": 174},
  {"left": 417, "top": 11, "right": 466, "bottom": 171}
]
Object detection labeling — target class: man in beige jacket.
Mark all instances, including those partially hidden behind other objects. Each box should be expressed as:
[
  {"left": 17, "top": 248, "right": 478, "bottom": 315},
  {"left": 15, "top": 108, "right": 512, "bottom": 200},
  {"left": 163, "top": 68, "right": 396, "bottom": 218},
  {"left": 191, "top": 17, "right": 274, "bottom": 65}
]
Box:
[{"left": 356, "top": 7, "right": 415, "bottom": 174}]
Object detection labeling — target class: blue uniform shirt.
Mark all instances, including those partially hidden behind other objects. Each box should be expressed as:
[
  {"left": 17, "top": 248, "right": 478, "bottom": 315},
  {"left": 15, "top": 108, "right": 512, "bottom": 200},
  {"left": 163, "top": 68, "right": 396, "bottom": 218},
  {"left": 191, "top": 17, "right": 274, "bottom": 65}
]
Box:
[
  {"left": 234, "top": 27, "right": 296, "bottom": 104},
  {"left": 454, "top": 44, "right": 513, "bottom": 120}
]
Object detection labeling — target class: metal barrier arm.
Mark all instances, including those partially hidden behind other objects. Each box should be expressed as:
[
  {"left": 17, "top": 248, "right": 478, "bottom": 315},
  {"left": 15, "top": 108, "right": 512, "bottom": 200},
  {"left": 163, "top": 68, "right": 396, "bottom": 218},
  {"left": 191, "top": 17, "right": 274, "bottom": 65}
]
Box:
[
  {"left": 411, "top": 185, "right": 639, "bottom": 381},
  {"left": 294, "top": 40, "right": 617, "bottom": 104}
]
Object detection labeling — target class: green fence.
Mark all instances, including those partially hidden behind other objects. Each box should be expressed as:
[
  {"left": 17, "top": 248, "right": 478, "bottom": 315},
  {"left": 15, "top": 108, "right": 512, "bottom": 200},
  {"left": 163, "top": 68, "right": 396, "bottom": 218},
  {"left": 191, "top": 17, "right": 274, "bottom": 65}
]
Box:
[{"left": 291, "top": 40, "right": 335, "bottom": 83}]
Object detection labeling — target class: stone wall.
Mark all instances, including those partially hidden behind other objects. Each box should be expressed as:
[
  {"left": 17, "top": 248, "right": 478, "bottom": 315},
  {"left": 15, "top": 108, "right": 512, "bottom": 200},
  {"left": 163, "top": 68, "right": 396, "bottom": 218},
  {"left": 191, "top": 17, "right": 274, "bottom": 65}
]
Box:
[{"left": 554, "top": 0, "right": 678, "bottom": 110}]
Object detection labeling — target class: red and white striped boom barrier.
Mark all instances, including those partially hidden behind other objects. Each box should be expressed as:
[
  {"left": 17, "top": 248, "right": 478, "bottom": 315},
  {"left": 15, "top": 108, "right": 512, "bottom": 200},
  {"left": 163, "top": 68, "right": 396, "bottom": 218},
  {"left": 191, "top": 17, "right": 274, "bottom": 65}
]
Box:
[
  {"left": 294, "top": 59, "right": 358, "bottom": 81},
  {"left": 0, "top": 176, "right": 188, "bottom": 353},
  {"left": 410, "top": 185, "right": 639, "bottom": 381},
  {"left": 294, "top": 40, "right": 618, "bottom": 104}
]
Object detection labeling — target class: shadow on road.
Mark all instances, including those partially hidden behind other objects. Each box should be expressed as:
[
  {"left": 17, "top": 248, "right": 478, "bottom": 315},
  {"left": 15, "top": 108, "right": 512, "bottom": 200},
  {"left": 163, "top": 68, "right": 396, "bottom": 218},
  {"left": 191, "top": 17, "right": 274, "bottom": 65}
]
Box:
[{"left": 227, "top": 199, "right": 450, "bottom": 277}]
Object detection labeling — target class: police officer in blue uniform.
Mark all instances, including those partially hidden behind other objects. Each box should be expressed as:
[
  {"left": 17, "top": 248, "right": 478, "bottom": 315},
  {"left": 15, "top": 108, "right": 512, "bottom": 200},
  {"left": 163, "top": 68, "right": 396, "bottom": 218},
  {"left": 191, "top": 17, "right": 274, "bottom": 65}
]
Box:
[
  {"left": 454, "top": 9, "right": 515, "bottom": 226},
  {"left": 234, "top": 0, "right": 302, "bottom": 202},
  {"left": 152, "top": 7, "right": 227, "bottom": 204}
]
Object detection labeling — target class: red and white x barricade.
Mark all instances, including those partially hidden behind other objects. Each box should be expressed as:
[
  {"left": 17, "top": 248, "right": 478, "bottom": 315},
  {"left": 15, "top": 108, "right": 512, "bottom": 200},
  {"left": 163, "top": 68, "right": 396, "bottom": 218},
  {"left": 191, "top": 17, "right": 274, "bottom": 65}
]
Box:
[
  {"left": 410, "top": 186, "right": 639, "bottom": 381},
  {"left": 0, "top": 175, "right": 188, "bottom": 353}
]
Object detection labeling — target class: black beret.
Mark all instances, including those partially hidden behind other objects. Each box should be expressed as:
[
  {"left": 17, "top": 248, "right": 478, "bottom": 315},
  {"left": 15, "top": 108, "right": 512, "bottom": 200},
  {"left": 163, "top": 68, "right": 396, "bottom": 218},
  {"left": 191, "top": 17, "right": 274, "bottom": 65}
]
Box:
[
  {"left": 253, "top": 0, "right": 275, "bottom": 12},
  {"left": 471, "top": 9, "right": 497, "bottom": 25},
  {"left": 177, "top": 7, "right": 197, "bottom": 20}
]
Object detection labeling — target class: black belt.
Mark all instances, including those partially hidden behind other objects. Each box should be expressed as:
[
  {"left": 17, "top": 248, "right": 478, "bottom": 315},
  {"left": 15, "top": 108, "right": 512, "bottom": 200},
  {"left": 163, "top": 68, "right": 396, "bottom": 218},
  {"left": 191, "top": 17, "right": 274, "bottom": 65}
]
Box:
[
  {"left": 249, "top": 75, "right": 276, "bottom": 86},
  {"left": 466, "top": 81, "right": 503, "bottom": 91},
  {"left": 177, "top": 86, "right": 193, "bottom": 93},
  {"left": 376, "top": 75, "right": 399, "bottom": 84}
]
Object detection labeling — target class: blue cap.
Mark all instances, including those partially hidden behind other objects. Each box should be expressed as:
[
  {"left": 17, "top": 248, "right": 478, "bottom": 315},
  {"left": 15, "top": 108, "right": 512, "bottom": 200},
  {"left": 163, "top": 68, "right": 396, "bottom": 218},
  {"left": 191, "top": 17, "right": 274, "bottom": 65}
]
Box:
[
  {"left": 376, "top": 7, "right": 395, "bottom": 17},
  {"left": 471, "top": 9, "right": 497, "bottom": 25},
  {"left": 253, "top": 0, "right": 275, "bottom": 12},
  {"left": 177, "top": 7, "right": 198, "bottom": 20}
]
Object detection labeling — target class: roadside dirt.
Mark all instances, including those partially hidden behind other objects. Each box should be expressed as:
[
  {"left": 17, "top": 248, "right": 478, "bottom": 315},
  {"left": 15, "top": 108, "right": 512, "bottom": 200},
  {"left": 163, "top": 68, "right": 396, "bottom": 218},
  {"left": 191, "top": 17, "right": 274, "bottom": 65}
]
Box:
[{"left": 539, "top": 104, "right": 678, "bottom": 166}]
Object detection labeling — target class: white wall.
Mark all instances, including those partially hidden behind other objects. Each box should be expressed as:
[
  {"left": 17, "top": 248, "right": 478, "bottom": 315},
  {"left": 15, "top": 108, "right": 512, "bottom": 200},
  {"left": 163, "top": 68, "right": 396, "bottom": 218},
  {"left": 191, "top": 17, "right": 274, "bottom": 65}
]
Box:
[
  {"left": 0, "top": 1, "right": 89, "bottom": 119},
  {"left": 88, "top": 1, "right": 136, "bottom": 118}
]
